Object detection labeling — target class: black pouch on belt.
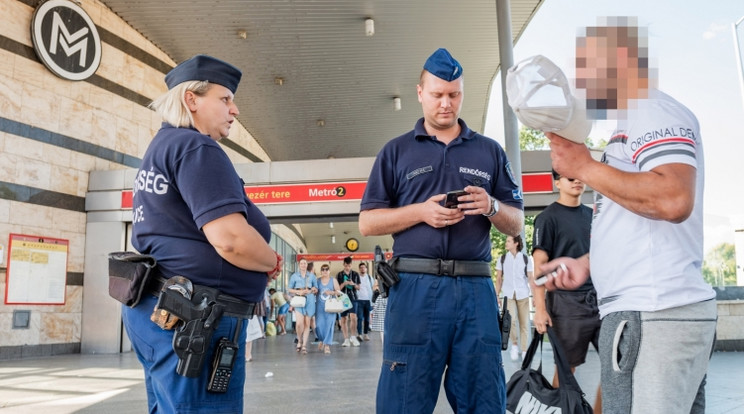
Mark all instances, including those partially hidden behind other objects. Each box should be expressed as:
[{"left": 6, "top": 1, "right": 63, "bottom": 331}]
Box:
[
  {"left": 108, "top": 251, "right": 157, "bottom": 307},
  {"left": 374, "top": 245, "right": 399, "bottom": 298}
]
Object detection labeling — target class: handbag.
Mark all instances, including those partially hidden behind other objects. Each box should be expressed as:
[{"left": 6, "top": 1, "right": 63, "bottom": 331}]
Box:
[
  {"left": 339, "top": 293, "right": 353, "bottom": 311},
  {"left": 325, "top": 295, "right": 345, "bottom": 313},
  {"left": 245, "top": 316, "right": 263, "bottom": 342},
  {"left": 506, "top": 327, "right": 593, "bottom": 414},
  {"left": 289, "top": 295, "right": 306, "bottom": 308},
  {"left": 289, "top": 276, "right": 308, "bottom": 308}
]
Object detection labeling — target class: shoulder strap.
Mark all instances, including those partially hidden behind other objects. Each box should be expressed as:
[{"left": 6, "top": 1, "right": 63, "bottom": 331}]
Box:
[
  {"left": 500, "top": 254, "right": 506, "bottom": 266},
  {"left": 522, "top": 253, "right": 528, "bottom": 278}
]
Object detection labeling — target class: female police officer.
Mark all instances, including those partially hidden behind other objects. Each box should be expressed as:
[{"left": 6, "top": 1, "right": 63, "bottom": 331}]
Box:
[{"left": 122, "top": 55, "right": 282, "bottom": 413}]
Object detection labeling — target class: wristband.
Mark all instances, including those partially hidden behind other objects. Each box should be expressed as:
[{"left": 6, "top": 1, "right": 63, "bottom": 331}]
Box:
[{"left": 267, "top": 251, "right": 282, "bottom": 276}]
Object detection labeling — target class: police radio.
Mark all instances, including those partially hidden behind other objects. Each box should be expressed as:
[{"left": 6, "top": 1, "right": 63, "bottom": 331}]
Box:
[
  {"left": 207, "top": 338, "right": 238, "bottom": 393},
  {"left": 207, "top": 317, "right": 243, "bottom": 393},
  {"left": 499, "top": 296, "right": 511, "bottom": 351}
]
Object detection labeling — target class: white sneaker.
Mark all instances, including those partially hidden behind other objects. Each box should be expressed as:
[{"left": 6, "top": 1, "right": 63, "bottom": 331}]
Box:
[
  {"left": 350, "top": 336, "right": 361, "bottom": 346},
  {"left": 510, "top": 345, "right": 519, "bottom": 361},
  {"left": 342, "top": 338, "right": 350, "bottom": 347},
  {"left": 363, "top": 334, "right": 370, "bottom": 341},
  {"left": 521, "top": 351, "right": 527, "bottom": 361}
]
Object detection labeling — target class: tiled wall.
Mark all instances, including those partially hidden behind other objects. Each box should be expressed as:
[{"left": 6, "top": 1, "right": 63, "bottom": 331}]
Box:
[{"left": 0, "top": 0, "right": 270, "bottom": 359}]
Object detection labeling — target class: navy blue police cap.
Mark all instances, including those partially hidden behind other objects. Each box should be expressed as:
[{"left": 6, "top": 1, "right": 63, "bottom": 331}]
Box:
[
  {"left": 423, "top": 48, "right": 463, "bottom": 81},
  {"left": 165, "top": 55, "right": 242, "bottom": 94}
]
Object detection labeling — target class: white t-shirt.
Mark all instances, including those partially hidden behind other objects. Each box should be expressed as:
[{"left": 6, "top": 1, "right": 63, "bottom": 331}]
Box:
[
  {"left": 590, "top": 89, "right": 715, "bottom": 317},
  {"left": 357, "top": 274, "right": 374, "bottom": 301},
  {"left": 495, "top": 252, "right": 533, "bottom": 300}
]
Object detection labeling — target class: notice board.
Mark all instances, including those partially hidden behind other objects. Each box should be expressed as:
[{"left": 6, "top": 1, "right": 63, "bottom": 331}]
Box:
[{"left": 5, "top": 234, "right": 68, "bottom": 305}]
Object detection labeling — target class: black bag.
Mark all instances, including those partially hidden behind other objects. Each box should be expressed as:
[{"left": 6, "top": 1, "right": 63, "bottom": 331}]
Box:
[
  {"left": 506, "top": 327, "right": 593, "bottom": 414},
  {"left": 108, "top": 251, "right": 157, "bottom": 307}
]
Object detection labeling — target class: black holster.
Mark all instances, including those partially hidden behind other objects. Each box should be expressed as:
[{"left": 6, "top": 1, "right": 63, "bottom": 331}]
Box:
[{"left": 156, "top": 285, "right": 225, "bottom": 377}]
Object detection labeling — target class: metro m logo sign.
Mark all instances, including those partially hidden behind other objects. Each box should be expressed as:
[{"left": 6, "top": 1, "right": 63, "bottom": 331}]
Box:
[
  {"left": 49, "top": 11, "right": 90, "bottom": 67},
  {"left": 31, "top": 0, "right": 101, "bottom": 81}
]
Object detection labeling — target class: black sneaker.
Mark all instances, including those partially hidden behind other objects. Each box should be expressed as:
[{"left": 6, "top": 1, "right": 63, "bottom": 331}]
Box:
[{"left": 294, "top": 337, "right": 298, "bottom": 344}]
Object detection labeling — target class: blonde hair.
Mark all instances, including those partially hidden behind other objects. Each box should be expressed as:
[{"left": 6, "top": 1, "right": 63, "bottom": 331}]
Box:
[{"left": 149, "top": 80, "right": 212, "bottom": 127}]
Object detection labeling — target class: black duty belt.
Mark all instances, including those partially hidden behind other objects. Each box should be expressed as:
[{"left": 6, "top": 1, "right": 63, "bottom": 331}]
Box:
[
  {"left": 391, "top": 257, "right": 491, "bottom": 277},
  {"left": 148, "top": 276, "right": 257, "bottom": 318}
]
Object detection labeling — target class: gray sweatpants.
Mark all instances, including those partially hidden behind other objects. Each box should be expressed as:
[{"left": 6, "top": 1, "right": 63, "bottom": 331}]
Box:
[{"left": 598, "top": 299, "right": 717, "bottom": 414}]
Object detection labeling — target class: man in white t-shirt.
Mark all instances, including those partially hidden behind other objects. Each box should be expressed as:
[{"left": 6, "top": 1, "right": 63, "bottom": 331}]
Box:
[
  {"left": 355, "top": 262, "right": 375, "bottom": 342},
  {"left": 542, "top": 17, "right": 716, "bottom": 414},
  {"left": 494, "top": 235, "right": 533, "bottom": 362}
]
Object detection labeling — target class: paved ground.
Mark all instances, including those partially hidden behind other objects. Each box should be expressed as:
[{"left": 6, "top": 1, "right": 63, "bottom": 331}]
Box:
[{"left": 1, "top": 332, "right": 743, "bottom": 413}]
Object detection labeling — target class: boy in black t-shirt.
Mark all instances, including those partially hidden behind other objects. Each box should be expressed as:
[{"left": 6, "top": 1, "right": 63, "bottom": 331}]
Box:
[
  {"left": 532, "top": 169, "right": 602, "bottom": 411},
  {"left": 337, "top": 256, "right": 361, "bottom": 346}
]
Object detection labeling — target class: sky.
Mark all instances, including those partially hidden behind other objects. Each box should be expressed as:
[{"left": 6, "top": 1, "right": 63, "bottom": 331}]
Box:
[{"left": 483, "top": 0, "right": 744, "bottom": 255}]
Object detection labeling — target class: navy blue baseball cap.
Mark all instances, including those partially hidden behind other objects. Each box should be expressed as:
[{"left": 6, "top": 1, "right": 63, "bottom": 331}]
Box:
[
  {"left": 423, "top": 48, "right": 463, "bottom": 81},
  {"left": 165, "top": 55, "right": 242, "bottom": 93}
]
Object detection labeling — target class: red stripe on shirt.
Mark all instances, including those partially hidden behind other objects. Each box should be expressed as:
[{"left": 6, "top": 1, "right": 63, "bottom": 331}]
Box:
[{"left": 631, "top": 137, "right": 695, "bottom": 163}]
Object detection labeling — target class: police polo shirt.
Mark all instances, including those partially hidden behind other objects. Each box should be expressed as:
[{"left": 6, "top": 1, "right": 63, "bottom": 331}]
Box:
[
  {"left": 361, "top": 118, "right": 523, "bottom": 262},
  {"left": 132, "top": 124, "right": 271, "bottom": 302}
]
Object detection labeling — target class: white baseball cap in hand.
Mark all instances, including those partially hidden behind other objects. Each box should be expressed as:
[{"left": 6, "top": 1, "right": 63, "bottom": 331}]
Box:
[{"left": 506, "top": 55, "right": 591, "bottom": 144}]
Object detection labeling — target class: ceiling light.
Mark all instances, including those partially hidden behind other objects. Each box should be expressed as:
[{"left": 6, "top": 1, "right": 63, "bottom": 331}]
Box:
[
  {"left": 393, "top": 97, "right": 401, "bottom": 111},
  {"left": 274, "top": 77, "right": 284, "bottom": 86},
  {"left": 329, "top": 222, "right": 334, "bottom": 229},
  {"left": 316, "top": 119, "right": 325, "bottom": 127},
  {"left": 365, "top": 18, "right": 375, "bottom": 36},
  {"left": 237, "top": 30, "right": 247, "bottom": 39},
  {"left": 331, "top": 235, "right": 336, "bottom": 244}
]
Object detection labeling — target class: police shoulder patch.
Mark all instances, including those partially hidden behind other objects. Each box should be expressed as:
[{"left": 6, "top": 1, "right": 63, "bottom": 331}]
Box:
[{"left": 505, "top": 161, "right": 518, "bottom": 187}]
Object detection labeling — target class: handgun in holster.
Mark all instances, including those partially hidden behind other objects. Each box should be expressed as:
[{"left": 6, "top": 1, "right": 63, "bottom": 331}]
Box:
[
  {"left": 499, "top": 296, "right": 511, "bottom": 351},
  {"left": 374, "top": 245, "right": 399, "bottom": 298},
  {"left": 154, "top": 278, "right": 225, "bottom": 377}
]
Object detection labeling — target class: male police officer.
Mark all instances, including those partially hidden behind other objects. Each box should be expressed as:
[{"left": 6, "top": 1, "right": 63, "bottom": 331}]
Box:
[{"left": 360, "top": 48, "right": 524, "bottom": 413}]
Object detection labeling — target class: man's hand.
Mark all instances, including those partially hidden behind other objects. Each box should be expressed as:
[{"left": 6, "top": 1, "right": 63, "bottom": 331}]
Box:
[
  {"left": 422, "top": 194, "right": 465, "bottom": 228},
  {"left": 457, "top": 185, "right": 495, "bottom": 216},
  {"left": 533, "top": 307, "right": 553, "bottom": 334},
  {"left": 539, "top": 255, "right": 590, "bottom": 291},
  {"left": 546, "top": 132, "right": 595, "bottom": 181}
]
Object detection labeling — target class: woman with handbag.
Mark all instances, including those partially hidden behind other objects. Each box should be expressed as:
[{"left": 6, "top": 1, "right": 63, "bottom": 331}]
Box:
[
  {"left": 315, "top": 264, "right": 342, "bottom": 354},
  {"left": 288, "top": 259, "right": 318, "bottom": 354}
]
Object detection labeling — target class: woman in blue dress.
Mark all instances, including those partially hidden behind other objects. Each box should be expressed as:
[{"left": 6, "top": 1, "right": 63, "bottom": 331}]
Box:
[
  {"left": 315, "top": 263, "right": 341, "bottom": 354},
  {"left": 288, "top": 258, "right": 318, "bottom": 354}
]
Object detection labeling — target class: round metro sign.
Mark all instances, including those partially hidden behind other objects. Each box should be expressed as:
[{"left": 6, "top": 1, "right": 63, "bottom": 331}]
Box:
[{"left": 30, "top": 0, "right": 102, "bottom": 81}]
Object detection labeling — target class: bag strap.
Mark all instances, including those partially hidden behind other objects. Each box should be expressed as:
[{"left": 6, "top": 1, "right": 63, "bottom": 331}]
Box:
[
  {"left": 546, "top": 326, "right": 585, "bottom": 392},
  {"left": 520, "top": 328, "right": 544, "bottom": 373}
]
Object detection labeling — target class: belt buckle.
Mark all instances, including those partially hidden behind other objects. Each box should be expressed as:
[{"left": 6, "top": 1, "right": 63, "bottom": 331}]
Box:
[{"left": 439, "top": 259, "right": 455, "bottom": 276}]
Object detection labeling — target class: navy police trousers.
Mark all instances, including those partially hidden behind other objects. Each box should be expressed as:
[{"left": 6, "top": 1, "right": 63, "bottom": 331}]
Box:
[{"left": 376, "top": 272, "right": 506, "bottom": 413}]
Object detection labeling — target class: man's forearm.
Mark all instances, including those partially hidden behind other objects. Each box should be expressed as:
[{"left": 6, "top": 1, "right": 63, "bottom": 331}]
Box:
[
  {"left": 359, "top": 205, "right": 422, "bottom": 236},
  {"left": 488, "top": 203, "right": 524, "bottom": 237}
]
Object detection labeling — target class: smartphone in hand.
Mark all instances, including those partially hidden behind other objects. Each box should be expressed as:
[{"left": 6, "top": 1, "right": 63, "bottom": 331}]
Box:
[
  {"left": 444, "top": 190, "right": 468, "bottom": 209},
  {"left": 534, "top": 263, "right": 568, "bottom": 286}
]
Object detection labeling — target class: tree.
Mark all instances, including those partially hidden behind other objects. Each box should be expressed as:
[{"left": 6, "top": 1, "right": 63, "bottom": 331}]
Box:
[
  {"left": 519, "top": 127, "right": 549, "bottom": 150},
  {"left": 518, "top": 126, "right": 607, "bottom": 150},
  {"left": 702, "top": 242, "right": 737, "bottom": 286}
]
